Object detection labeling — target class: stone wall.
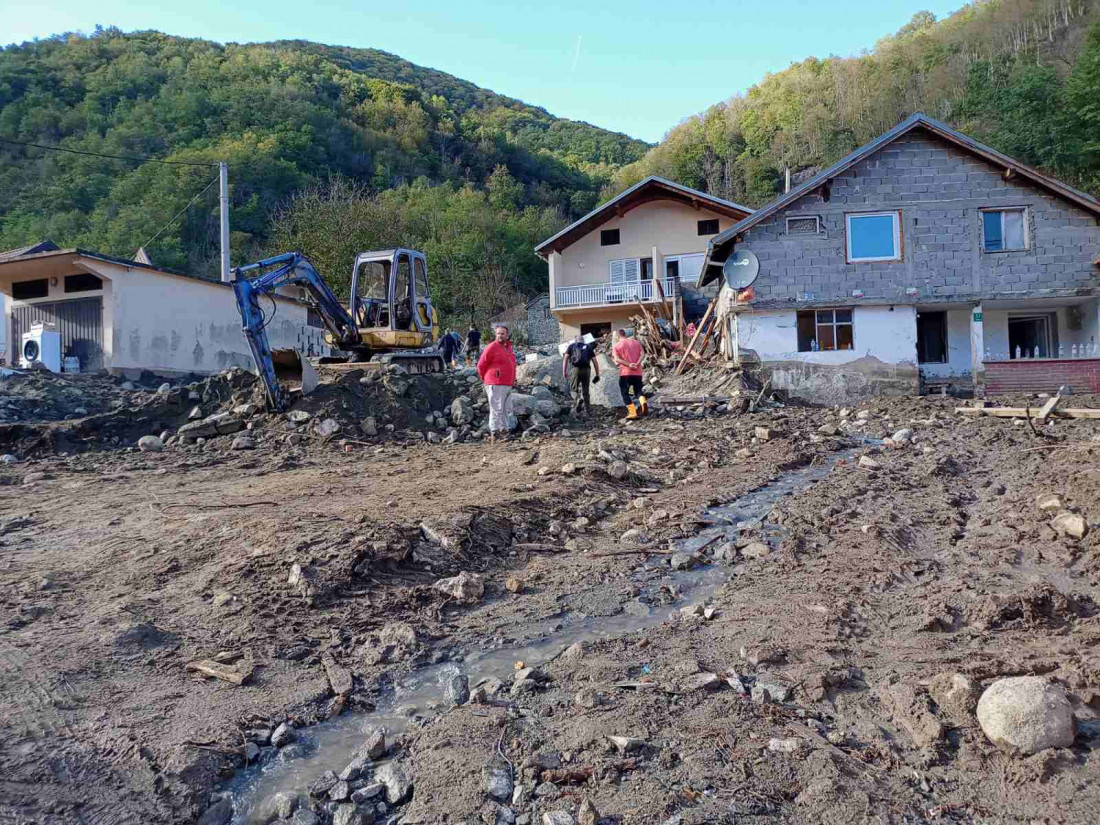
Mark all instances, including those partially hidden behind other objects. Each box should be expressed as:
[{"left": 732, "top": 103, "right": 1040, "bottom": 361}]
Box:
[
  {"left": 738, "top": 131, "right": 1100, "bottom": 308},
  {"left": 526, "top": 294, "right": 559, "bottom": 345}
]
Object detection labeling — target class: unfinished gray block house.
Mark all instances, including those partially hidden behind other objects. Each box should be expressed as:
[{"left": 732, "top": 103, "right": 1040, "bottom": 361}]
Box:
[{"left": 699, "top": 113, "right": 1100, "bottom": 399}]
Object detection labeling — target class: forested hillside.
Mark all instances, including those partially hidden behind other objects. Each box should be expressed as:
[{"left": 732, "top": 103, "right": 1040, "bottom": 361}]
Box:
[
  {"left": 612, "top": 0, "right": 1100, "bottom": 208},
  {"left": 0, "top": 28, "right": 648, "bottom": 302}
]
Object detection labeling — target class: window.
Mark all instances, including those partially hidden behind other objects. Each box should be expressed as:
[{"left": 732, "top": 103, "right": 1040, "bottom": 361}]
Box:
[
  {"left": 1008, "top": 315, "right": 1053, "bottom": 358},
  {"left": 982, "top": 208, "right": 1027, "bottom": 252},
  {"left": 665, "top": 253, "right": 705, "bottom": 283},
  {"left": 12, "top": 279, "right": 48, "bottom": 300},
  {"left": 640, "top": 257, "right": 653, "bottom": 281},
  {"left": 600, "top": 228, "right": 620, "bottom": 246},
  {"left": 413, "top": 257, "right": 429, "bottom": 299},
  {"left": 846, "top": 211, "right": 901, "bottom": 262},
  {"left": 697, "top": 219, "right": 719, "bottom": 236},
  {"left": 64, "top": 273, "right": 102, "bottom": 293},
  {"left": 797, "top": 308, "right": 854, "bottom": 352},
  {"left": 786, "top": 216, "right": 820, "bottom": 235},
  {"left": 916, "top": 311, "right": 947, "bottom": 364}
]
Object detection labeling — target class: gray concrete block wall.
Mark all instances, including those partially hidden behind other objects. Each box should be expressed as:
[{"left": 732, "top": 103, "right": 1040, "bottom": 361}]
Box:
[
  {"left": 525, "top": 295, "right": 559, "bottom": 345},
  {"left": 740, "top": 131, "right": 1100, "bottom": 306}
]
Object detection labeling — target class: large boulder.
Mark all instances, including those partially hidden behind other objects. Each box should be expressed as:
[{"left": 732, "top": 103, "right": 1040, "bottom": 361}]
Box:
[
  {"left": 588, "top": 354, "right": 625, "bottom": 408},
  {"left": 510, "top": 393, "right": 538, "bottom": 417},
  {"left": 451, "top": 396, "right": 475, "bottom": 426},
  {"left": 516, "top": 355, "right": 565, "bottom": 390},
  {"left": 976, "top": 676, "right": 1076, "bottom": 754}
]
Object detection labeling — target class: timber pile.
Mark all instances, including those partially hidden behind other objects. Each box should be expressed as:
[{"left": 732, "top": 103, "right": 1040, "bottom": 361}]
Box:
[{"left": 957, "top": 396, "right": 1100, "bottom": 419}]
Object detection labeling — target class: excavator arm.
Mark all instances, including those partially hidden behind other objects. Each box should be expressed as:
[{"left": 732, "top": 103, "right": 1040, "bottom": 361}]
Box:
[{"left": 232, "top": 252, "right": 357, "bottom": 410}]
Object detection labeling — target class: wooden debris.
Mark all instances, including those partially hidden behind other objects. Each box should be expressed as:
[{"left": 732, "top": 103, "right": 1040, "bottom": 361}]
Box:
[
  {"left": 956, "top": 406, "right": 1100, "bottom": 419},
  {"left": 542, "top": 766, "right": 595, "bottom": 784},
  {"left": 186, "top": 659, "right": 253, "bottom": 685},
  {"left": 675, "top": 299, "right": 716, "bottom": 375},
  {"left": 1036, "top": 394, "right": 1062, "bottom": 421}
]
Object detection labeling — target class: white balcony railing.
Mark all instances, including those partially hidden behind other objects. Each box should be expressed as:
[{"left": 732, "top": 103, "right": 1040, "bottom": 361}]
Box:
[{"left": 555, "top": 277, "right": 677, "bottom": 309}]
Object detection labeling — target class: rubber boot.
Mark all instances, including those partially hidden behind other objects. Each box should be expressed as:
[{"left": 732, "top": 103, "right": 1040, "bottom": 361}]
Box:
[
  {"left": 639, "top": 395, "right": 649, "bottom": 417},
  {"left": 625, "top": 403, "right": 639, "bottom": 420}
]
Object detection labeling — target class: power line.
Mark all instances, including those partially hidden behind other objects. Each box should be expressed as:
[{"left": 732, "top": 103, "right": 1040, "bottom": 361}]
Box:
[
  {"left": 0, "top": 136, "right": 219, "bottom": 167},
  {"left": 133, "top": 174, "right": 221, "bottom": 258}
]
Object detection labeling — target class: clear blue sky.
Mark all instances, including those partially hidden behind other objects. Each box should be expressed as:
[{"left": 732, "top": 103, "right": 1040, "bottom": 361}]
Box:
[{"left": 5, "top": 0, "right": 965, "bottom": 143}]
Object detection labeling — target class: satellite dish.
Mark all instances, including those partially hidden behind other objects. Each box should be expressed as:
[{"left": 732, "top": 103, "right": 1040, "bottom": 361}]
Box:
[{"left": 723, "top": 250, "right": 759, "bottom": 289}]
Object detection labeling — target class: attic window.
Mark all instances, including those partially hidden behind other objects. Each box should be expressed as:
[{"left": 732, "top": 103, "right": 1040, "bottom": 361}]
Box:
[
  {"left": 601, "top": 229, "right": 620, "bottom": 246},
  {"left": 786, "top": 216, "right": 820, "bottom": 235},
  {"left": 697, "top": 219, "right": 719, "bottom": 236}
]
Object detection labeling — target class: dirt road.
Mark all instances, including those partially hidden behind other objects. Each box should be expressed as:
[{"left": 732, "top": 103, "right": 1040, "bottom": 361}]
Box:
[{"left": 2, "top": 394, "right": 1100, "bottom": 824}]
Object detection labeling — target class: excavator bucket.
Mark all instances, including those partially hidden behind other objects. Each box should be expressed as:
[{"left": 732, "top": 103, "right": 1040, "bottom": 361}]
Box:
[{"left": 271, "top": 349, "right": 319, "bottom": 396}]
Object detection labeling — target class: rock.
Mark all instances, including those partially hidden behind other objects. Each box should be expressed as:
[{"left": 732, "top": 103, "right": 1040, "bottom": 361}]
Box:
[
  {"left": 351, "top": 784, "right": 384, "bottom": 804},
  {"left": 1035, "top": 493, "right": 1063, "bottom": 512},
  {"left": 332, "top": 804, "right": 368, "bottom": 825},
  {"left": 976, "top": 676, "right": 1076, "bottom": 754},
  {"left": 197, "top": 798, "right": 233, "bottom": 825},
  {"left": 670, "top": 552, "right": 695, "bottom": 571},
  {"left": 375, "top": 760, "right": 412, "bottom": 804},
  {"left": 339, "top": 754, "right": 370, "bottom": 782},
  {"left": 577, "top": 799, "right": 599, "bottom": 825},
  {"left": 607, "top": 735, "right": 646, "bottom": 754},
  {"left": 608, "top": 460, "right": 629, "bottom": 480},
  {"left": 752, "top": 674, "right": 793, "bottom": 703},
  {"left": 291, "top": 811, "right": 321, "bottom": 825},
  {"left": 818, "top": 424, "right": 839, "bottom": 436},
  {"left": 316, "top": 418, "right": 341, "bottom": 438},
  {"left": 1052, "top": 511, "right": 1088, "bottom": 539},
  {"left": 856, "top": 409, "right": 871, "bottom": 420},
  {"left": 271, "top": 722, "right": 296, "bottom": 748},
  {"left": 0, "top": 454, "right": 16, "bottom": 465},
  {"left": 714, "top": 542, "right": 738, "bottom": 562},
  {"left": 310, "top": 770, "right": 340, "bottom": 797},
  {"left": 506, "top": 576, "right": 524, "bottom": 593},
  {"left": 559, "top": 463, "right": 576, "bottom": 474},
  {"left": 891, "top": 427, "right": 914, "bottom": 444},
  {"left": 427, "top": 431, "right": 442, "bottom": 444},
  {"left": 432, "top": 571, "right": 485, "bottom": 603},
  {"left": 929, "top": 672, "right": 980, "bottom": 722},
  {"left": 741, "top": 541, "right": 771, "bottom": 559},
  {"left": 361, "top": 417, "right": 379, "bottom": 436},
  {"left": 121, "top": 381, "right": 136, "bottom": 390},
  {"left": 359, "top": 728, "right": 387, "bottom": 761},
  {"left": 858, "top": 455, "right": 879, "bottom": 470},
  {"left": 680, "top": 603, "right": 704, "bottom": 618},
  {"left": 542, "top": 814, "right": 575, "bottom": 825},
  {"left": 735, "top": 447, "right": 753, "bottom": 459},
  {"left": 574, "top": 688, "right": 603, "bottom": 708},
  {"left": 726, "top": 674, "right": 748, "bottom": 695},
  {"left": 620, "top": 528, "right": 649, "bottom": 545},
  {"left": 447, "top": 674, "right": 470, "bottom": 706},
  {"left": 768, "top": 737, "right": 802, "bottom": 754},
  {"left": 232, "top": 435, "right": 256, "bottom": 450},
  {"left": 329, "top": 781, "right": 351, "bottom": 802},
  {"left": 451, "top": 396, "right": 475, "bottom": 426},
  {"left": 188, "top": 406, "right": 205, "bottom": 420},
  {"left": 483, "top": 755, "right": 514, "bottom": 800},
  {"left": 137, "top": 435, "right": 164, "bottom": 452},
  {"left": 157, "top": 382, "right": 171, "bottom": 394},
  {"left": 260, "top": 791, "right": 298, "bottom": 820},
  {"left": 680, "top": 672, "right": 722, "bottom": 692},
  {"left": 754, "top": 426, "right": 772, "bottom": 441}
]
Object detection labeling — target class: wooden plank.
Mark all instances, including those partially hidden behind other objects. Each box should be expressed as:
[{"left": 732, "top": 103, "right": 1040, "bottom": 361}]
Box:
[
  {"left": 654, "top": 279, "right": 670, "bottom": 320},
  {"left": 1035, "top": 394, "right": 1061, "bottom": 421},
  {"left": 675, "top": 298, "right": 716, "bottom": 376},
  {"left": 955, "top": 406, "right": 1100, "bottom": 419},
  {"left": 186, "top": 659, "right": 253, "bottom": 685}
]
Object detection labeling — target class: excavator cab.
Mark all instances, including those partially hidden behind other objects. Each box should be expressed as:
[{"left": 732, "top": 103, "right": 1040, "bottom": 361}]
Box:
[{"left": 349, "top": 249, "right": 434, "bottom": 339}]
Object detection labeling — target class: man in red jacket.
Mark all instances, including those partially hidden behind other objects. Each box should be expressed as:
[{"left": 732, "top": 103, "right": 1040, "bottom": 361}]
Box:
[{"left": 477, "top": 324, "right": 516, "bottom": 439}]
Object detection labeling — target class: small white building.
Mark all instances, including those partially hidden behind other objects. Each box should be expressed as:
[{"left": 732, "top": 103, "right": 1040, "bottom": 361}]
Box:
[{"left": 0, "top": 245, "right": 327, "bottom": 376}]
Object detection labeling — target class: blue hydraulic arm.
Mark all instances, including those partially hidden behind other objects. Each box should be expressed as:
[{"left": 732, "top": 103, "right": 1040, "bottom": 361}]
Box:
[{"left": 231, "top": 252, "right": 359, "bottom": 410}]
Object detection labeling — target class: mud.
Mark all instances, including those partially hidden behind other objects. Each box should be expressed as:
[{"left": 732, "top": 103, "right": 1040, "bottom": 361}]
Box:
[{"left": 3, "top": 389, "right": 1100, "bottom": 824}]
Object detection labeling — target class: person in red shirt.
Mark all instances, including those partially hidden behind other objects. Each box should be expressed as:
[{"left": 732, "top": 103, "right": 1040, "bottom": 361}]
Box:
[
  {"left": 477, "top": 324, "right": 517, "bottom": 439},
  {"left": 611, "top": 328, "right": 647, "bottom": 419}
]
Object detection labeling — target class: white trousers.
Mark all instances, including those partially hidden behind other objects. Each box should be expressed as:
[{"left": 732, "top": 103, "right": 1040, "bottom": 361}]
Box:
[{"left": 485, "top": 385, "right": 514, "bottom": 432}]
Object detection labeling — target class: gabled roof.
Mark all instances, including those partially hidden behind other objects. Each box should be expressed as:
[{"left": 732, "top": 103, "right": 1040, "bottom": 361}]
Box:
[
  {"left": 0, "top": 240, "right": 59, "bottom": 262},
  {"left": 704, "top": 113, "right": 1100, "bottom": 281},
  {"left": 535, "top": 176, "right": 752, "bottom": 258}
]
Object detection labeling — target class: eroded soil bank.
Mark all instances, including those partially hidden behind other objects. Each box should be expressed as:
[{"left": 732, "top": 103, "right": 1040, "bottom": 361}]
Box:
[{"left": 3, "top": 392, "right": 1100, "bottom": 824}]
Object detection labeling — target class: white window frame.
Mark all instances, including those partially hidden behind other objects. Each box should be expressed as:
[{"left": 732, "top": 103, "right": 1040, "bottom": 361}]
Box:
[
  {"left": 980, "top": 207, "right": 1029, "bottom": 253},
  {"left": 665, "top": 252, "right": 706, "bottom": 283},
  {"left": 845, "top": 211, "right": 902, "bottom": 263},
  {"left": 786, "top": 215, "right": 821, "bottom": 236}
]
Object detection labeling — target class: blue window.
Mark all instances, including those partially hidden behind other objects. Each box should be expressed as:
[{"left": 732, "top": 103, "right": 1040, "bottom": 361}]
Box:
[
  {"left": 846, "top": 212, "right": 901, "bottom": 262},
  {"left": 982, "top": 208, "right": 1026, "bottom": 252}
]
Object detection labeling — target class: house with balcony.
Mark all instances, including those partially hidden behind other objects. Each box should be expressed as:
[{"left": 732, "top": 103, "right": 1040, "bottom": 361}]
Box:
[
  {"left": 534, "top": 176, "right": 752, "bottom": 340},
  {"left": 698, "top": 113, "right": 1100, "bottom": 399}
]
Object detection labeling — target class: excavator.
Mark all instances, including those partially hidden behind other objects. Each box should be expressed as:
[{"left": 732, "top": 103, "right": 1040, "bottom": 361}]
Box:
[{"left": 232, "top": 248, "right": 443, "bottom": 410}]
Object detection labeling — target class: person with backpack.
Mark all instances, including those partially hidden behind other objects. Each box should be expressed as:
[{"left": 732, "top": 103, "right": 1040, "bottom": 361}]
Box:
[
  {"left": 465, "top": 326, "right": 481, "bottom": 365},
  {"left": 562, "top": 334, "right": 600, "bottom": 415},
  {"left": 439, "top": 328, "right": 458, "bottom": 369}
]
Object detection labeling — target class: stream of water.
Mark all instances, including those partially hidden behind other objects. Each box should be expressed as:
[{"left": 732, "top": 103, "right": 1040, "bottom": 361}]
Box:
[{"left": 226, "top": 444, "right": 865, "bottom": 822}]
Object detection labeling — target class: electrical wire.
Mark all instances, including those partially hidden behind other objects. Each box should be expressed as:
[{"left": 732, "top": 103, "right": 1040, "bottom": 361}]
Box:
[
  {"left": 0, "top": 136, "right": 219, "bottom": 167},
  {"left": 132, "top": 174, "right": 221, "bottom": 259}
]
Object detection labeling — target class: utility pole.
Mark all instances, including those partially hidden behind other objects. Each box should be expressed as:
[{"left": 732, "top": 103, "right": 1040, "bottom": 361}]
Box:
[{"left": 219, "top": 161, "right": 231, "bottom": 282}]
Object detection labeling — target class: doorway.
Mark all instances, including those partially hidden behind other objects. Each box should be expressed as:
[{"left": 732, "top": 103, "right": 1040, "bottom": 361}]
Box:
[{"left": 916, "top": 311, "right": 947, "bottom": 364}]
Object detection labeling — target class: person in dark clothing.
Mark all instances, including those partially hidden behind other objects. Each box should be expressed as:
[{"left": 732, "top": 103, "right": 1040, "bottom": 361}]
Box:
[
  {"left": 440, "top": 329, "right": 457, "bottom": 368},
  {"left": 562, "top": 334, "right": 600, "bottom": 414},
  {"left": 465, "top": 326, "right": 481, "bottom": 365}
]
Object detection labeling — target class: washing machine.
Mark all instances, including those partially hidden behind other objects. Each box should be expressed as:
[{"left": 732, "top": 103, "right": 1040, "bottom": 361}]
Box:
[{"left": 20, "top": 324, "right": 62, "bottom": 372}]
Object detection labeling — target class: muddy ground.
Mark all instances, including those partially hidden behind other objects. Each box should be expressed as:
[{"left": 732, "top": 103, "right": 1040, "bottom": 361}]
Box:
[{"left": 2, "top": 372, "right": 1100, "bottom": 824}]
